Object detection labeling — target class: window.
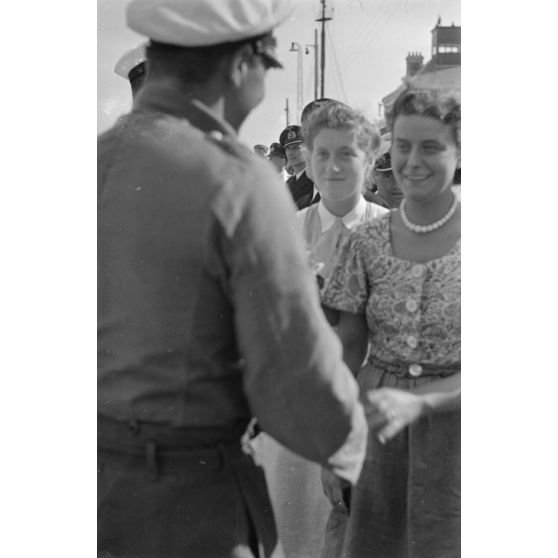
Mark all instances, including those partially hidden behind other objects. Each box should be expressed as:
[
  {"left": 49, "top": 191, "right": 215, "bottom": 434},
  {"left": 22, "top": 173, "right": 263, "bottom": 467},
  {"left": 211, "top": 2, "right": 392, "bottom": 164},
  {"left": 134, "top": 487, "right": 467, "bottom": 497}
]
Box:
[{"left": 437, "top": 44, "right": 460, "bottom": 54}]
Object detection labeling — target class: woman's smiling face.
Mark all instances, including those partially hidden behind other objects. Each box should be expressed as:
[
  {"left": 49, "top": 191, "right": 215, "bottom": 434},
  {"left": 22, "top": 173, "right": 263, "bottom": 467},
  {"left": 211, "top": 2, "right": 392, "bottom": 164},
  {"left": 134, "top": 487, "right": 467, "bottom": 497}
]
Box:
[
  {"left": 310, "top": 127, "right": 367, "bottom": 203},
  {"left": 391, "top": 114, "right": 459, "bottom": 203}
]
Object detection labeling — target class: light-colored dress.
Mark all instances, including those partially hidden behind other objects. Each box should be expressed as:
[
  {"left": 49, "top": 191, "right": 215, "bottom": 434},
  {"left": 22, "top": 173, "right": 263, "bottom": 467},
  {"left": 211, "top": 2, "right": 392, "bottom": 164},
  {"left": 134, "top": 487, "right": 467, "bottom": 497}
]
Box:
[
  {"left": 321, "top": 212, "right": 460, "bottom": 558},
  {"left": 253, "top": 197, "right": 388, "bottom": 558}
]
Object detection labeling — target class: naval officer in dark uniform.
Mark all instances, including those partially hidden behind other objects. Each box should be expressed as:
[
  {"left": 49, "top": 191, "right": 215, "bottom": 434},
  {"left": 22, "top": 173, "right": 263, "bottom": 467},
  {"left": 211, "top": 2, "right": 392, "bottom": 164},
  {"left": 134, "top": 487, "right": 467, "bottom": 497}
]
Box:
[
  {"left": 97, "top": 1, "right": 368, "bottom": 557},
  {"left": 280, "top": 124, "right": 319, "bottom": 210}
]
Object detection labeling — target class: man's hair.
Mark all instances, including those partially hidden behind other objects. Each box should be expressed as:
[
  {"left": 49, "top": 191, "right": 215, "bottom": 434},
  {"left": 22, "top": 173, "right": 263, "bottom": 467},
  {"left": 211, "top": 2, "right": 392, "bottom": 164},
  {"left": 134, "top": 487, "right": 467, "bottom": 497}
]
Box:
[
  {"left": 145, "top": 36, "right": 260, "bottom": 85},
  {"left": 387, "top": 87, "right": 461, "bottom": 149},
  {"left": 302, "top": 101, "right": 381, "bottom": 161}
]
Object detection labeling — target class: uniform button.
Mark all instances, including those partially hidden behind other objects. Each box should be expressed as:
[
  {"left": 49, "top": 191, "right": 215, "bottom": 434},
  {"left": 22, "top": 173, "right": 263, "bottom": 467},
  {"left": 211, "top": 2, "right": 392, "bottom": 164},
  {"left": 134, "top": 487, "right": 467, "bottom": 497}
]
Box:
[
  {"left": 406, "top": 299, "right": 418, "bottom": 312},
  {"left": 208, "top": 130, "right": 224, "bottom": 140},
  {"left": 411, "top": 264, "right": 425, "bottom": 278},
  {"left": 406, "top": 335, "right": 418, "bottom": 349},
  {"left": 409, "top": 363, "right": 423, "bottom": 377}
]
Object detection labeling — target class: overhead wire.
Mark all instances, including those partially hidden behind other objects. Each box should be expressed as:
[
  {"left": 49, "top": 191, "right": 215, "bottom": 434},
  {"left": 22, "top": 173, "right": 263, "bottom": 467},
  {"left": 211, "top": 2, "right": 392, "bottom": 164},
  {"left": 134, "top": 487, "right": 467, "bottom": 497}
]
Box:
[
  {"left": 326, "top": 29, "right": 348, "bottom": 103},
  {"left": 325, "top": 1, "right": 377, "bottom": 99},
  {"left": 341, "top": 0, "right": 393, "bottom": 65},
  {"left": 318, "top": 0, "right": 404, "bottom": 104},
  {"left": 344, "top": 0, "right": 404, "bottom": 74},
  {"left": 343, "top": 0, "right": 404, "bottom": 73}
]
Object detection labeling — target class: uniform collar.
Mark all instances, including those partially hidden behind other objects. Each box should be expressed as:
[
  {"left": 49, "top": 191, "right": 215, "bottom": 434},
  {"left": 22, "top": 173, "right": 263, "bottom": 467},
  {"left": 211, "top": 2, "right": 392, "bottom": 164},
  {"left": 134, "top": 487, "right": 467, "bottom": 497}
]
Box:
[
  {"left": 133, "top": 82, "right": 237, "bottom": 138},
  {"left": 317, "top": 196, "right": 368, "bottom": 233}
]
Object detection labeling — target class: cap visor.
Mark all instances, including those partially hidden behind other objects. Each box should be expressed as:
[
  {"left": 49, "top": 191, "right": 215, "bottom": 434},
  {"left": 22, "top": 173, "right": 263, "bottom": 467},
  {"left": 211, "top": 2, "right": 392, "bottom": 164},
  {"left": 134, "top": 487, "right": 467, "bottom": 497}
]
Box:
[{"left": 263, "top": 52, "right": 282, "bottom": 69}]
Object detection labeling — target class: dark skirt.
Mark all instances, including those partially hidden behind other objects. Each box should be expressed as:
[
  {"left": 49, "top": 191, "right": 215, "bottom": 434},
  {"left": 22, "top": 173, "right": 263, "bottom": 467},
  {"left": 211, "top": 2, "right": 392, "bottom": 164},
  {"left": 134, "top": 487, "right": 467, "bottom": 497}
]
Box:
[{"left": 324, "top": 362, "right": 460, "bottom": 558}]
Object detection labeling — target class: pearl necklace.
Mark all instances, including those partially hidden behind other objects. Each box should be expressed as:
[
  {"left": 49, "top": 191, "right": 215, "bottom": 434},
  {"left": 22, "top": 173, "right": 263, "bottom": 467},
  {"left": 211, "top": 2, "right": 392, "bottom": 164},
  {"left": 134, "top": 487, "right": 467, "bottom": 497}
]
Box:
[{"left": 400, "top": 192, "right": 459, "bottom": 234}]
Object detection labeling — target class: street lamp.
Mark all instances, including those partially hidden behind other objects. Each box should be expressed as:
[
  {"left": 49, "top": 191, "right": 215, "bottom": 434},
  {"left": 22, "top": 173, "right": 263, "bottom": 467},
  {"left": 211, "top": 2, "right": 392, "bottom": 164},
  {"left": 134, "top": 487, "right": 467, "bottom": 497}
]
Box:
[{"left": 289, "top": 42, "right": 303, "bottom": 123}]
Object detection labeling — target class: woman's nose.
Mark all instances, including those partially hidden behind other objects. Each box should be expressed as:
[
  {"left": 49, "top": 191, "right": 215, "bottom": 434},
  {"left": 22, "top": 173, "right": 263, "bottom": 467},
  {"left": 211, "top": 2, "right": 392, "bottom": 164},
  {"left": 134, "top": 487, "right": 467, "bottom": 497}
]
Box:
[
  {"left": 405, "top": 146, "right": 421, "bottom": 167},
  {"left": 327, "top": 158, "right": 341, "bottom": 172}
]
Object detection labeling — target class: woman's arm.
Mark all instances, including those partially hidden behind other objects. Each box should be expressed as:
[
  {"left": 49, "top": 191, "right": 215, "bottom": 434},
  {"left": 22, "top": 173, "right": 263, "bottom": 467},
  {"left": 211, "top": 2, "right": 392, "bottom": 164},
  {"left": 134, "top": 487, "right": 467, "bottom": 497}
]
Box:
[
  {"left": 365, "top": 373, "right": 461, "bottom": 443},
  {"left": 411, "top": 372, "right": 460, "bottom": 413},
  {"left": 335, "top": 310, "right": 369, "bottom": 377}
]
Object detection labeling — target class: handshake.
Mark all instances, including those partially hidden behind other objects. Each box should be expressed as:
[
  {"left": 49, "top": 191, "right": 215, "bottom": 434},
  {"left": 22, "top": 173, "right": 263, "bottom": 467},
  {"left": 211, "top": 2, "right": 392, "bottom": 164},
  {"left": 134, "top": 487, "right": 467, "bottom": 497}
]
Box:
[
  {"left": 362, "top": 387, "right": 427, "bottom": 444},
  {"left": 321, "top": 387, "right": 427, "bottom": 514}
]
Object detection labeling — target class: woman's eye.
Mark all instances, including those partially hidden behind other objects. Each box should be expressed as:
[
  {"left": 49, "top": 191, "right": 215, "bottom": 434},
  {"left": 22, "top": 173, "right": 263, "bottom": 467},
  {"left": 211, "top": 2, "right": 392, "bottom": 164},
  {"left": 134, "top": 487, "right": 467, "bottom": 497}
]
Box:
[{"left": 423, "top": 144, "right": 442, "bottom": 153}]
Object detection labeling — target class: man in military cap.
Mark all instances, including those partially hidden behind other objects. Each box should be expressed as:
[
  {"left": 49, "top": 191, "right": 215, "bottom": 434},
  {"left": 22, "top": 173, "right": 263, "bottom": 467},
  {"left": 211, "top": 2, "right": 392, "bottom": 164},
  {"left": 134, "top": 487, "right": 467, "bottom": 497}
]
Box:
[
  {"left": 267, "top": 141, "right": 288, "bottom": 179},
  {"left": 368, "top": 151, "right": 403, "bottom": 209},
  {"left": 114, "top": 42, "right": 147, "bottom": 98},
  {"left": 280, "top": 124, "right": 318, "bottom": 210},
  {"left": 362, "top": 133, "right": 404, "bottom": 209},
  {"left": 98, "top": 1, "right": 368, "bottom": 557}
]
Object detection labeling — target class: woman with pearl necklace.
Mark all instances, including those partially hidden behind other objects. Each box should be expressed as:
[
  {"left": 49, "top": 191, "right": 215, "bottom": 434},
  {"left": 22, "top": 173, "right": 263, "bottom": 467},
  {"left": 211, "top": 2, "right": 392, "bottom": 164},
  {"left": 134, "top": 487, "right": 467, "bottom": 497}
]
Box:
[{"left": 321, "top": 87, "right": 461, "bottom": 558}]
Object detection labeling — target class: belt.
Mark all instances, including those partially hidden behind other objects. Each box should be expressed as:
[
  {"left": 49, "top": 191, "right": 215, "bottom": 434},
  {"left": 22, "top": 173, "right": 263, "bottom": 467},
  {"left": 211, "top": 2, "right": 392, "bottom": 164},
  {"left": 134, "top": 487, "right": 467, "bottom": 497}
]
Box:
[
  {"left": 98, "top": 414, "right": 252, "bottom": 480},
  {"left": 367, "top": 356, "right": 460, "bottom": 379}
]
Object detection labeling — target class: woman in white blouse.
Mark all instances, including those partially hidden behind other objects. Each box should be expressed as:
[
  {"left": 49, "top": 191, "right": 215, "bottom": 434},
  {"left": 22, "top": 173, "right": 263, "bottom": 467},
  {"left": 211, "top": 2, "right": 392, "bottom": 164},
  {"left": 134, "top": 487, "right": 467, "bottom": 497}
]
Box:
[
  {"left": 297, "top": 102, "right": 389, "bottom": 283},
  {"left": 252, "top": 103, "right": 389, "bottom": 558}
]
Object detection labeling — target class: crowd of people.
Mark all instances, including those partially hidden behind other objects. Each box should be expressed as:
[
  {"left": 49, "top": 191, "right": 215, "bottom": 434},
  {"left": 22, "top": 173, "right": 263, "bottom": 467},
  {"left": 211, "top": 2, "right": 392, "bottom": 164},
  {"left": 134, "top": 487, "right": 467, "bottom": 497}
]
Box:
[{"left": 98, "top": 1, "right": 461, "bottom": 557}]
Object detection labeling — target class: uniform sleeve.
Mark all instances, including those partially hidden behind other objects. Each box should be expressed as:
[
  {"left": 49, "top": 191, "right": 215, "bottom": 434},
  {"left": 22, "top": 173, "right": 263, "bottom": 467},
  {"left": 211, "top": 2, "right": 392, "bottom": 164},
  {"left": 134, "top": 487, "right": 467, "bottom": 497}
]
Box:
[
  {"left": 208, "top": 157, "right": 367, "bottom": 485},
  {"left": 321, "top": 230, "right": 370, "bottom": 315}
]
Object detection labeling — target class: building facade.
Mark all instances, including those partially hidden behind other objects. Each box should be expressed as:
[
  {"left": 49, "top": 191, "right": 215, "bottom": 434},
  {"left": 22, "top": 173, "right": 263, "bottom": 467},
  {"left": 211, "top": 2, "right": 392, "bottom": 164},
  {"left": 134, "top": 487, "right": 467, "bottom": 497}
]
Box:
[{"left": 381, "top": 18, "right": 461, "bottom": 114}]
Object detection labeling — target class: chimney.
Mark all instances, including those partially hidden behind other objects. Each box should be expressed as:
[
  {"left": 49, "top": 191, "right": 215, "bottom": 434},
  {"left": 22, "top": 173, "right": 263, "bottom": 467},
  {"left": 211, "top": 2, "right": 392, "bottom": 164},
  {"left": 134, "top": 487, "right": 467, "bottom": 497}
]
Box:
[{"left": 406, "top": 52, "right": 424, "bottom": 78}]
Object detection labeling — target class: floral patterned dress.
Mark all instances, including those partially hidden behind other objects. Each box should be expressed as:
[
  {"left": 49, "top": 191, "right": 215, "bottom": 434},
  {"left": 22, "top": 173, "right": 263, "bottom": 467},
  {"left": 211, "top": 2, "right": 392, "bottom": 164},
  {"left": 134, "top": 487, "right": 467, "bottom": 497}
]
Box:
[{"left": 321, "top": 212, "right": 460, "bottom": 558}]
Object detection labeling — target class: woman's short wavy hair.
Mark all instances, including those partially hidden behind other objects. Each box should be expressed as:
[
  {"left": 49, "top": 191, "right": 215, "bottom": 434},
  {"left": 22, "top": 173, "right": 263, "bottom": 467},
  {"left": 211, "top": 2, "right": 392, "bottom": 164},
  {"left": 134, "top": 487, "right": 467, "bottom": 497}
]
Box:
[
  {"left": 387, "top": 87, "right": 461, "bottom": 150},
  {"left": 302, "top": 101, "right": 381, "bottom": 162}
]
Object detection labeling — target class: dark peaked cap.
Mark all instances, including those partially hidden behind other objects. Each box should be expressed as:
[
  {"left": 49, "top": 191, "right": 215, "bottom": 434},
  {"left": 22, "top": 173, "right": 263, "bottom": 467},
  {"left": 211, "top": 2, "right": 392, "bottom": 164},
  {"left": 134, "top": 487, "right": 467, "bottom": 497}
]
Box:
[{"left": 279, "top": 125, "right": 302, "bottom": 148}]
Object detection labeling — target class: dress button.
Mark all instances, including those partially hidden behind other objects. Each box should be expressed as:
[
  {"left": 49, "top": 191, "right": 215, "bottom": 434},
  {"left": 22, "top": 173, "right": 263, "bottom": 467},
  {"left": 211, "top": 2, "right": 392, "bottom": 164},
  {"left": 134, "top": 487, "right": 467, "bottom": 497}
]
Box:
[
  {"left": 411, "top": 264, "right": 425, "bottom": 278},
  {"left": 406, "top": 335, "right": 418, "bottom": 349},
  {"left": 406, "top": 299, "right": 418, "bottom": 312},
  {"left": 409, "top": 363, "right": 423, "bottom": 377}
]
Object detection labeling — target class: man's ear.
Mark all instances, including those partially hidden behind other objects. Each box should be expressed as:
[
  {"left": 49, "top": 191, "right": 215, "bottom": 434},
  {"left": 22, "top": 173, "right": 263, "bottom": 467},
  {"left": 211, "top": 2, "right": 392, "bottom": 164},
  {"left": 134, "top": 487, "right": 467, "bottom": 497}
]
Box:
[{"left": 228, "top": 44, "right": 253, "bottom": 88}]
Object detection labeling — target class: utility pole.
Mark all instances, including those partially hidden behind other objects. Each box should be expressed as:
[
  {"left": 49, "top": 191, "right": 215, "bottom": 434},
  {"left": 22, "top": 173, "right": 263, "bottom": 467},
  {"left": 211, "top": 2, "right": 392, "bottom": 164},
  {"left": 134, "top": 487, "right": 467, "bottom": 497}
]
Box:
[
  {"left": 285, "top": 98, "right": 290, "bottom": 127},
  {"left": 305, "top": 29, "right": 319, "bottom": 101},
  {"left": 315, "top": 0, "right": 332, "bottom": 98},
  {"left": 289, "top": 42, "right": 303, "bottom": 122}
]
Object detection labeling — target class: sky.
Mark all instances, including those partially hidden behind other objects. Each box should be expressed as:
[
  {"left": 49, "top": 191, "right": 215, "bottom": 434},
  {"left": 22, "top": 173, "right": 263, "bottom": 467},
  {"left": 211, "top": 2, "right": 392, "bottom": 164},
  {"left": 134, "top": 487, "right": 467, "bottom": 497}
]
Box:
[{"left": 98, "top": 0, "right": 460, "bottom": 148}]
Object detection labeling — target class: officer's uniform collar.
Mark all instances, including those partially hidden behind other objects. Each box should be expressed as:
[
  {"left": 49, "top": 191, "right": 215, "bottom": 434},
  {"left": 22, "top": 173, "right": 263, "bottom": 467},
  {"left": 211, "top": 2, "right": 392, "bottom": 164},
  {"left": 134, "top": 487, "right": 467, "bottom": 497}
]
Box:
[{"left": 134, "top": 82, "right": 237, "bottom": 137}]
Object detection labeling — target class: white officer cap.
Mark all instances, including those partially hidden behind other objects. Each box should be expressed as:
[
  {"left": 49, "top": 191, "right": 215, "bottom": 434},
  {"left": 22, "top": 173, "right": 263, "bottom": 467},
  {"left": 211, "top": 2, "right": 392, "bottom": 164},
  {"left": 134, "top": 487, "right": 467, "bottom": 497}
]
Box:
[
  {"left": 126, "top": 0, "right": 295, "bottom": 47},
  {"left": 114, "top": 42, "right": 147, "bottom": 80}
]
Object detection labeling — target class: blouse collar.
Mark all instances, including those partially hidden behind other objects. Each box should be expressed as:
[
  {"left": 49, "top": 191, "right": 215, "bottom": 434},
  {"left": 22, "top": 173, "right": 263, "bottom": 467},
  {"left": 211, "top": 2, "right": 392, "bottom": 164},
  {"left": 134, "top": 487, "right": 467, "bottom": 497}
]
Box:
[{"left": 317, "top": 196, "right": 368, "bottom": 233}]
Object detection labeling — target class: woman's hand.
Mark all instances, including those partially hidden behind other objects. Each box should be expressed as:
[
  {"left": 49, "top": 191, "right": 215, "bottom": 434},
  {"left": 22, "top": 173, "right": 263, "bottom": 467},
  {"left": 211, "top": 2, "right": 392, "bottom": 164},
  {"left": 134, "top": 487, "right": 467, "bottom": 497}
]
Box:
[
  {"left": 321, "top": 468, "right": 350, "bottom": 514},
  {"left": 363, "top": 388, "right": 426, "bottom": 443}
]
